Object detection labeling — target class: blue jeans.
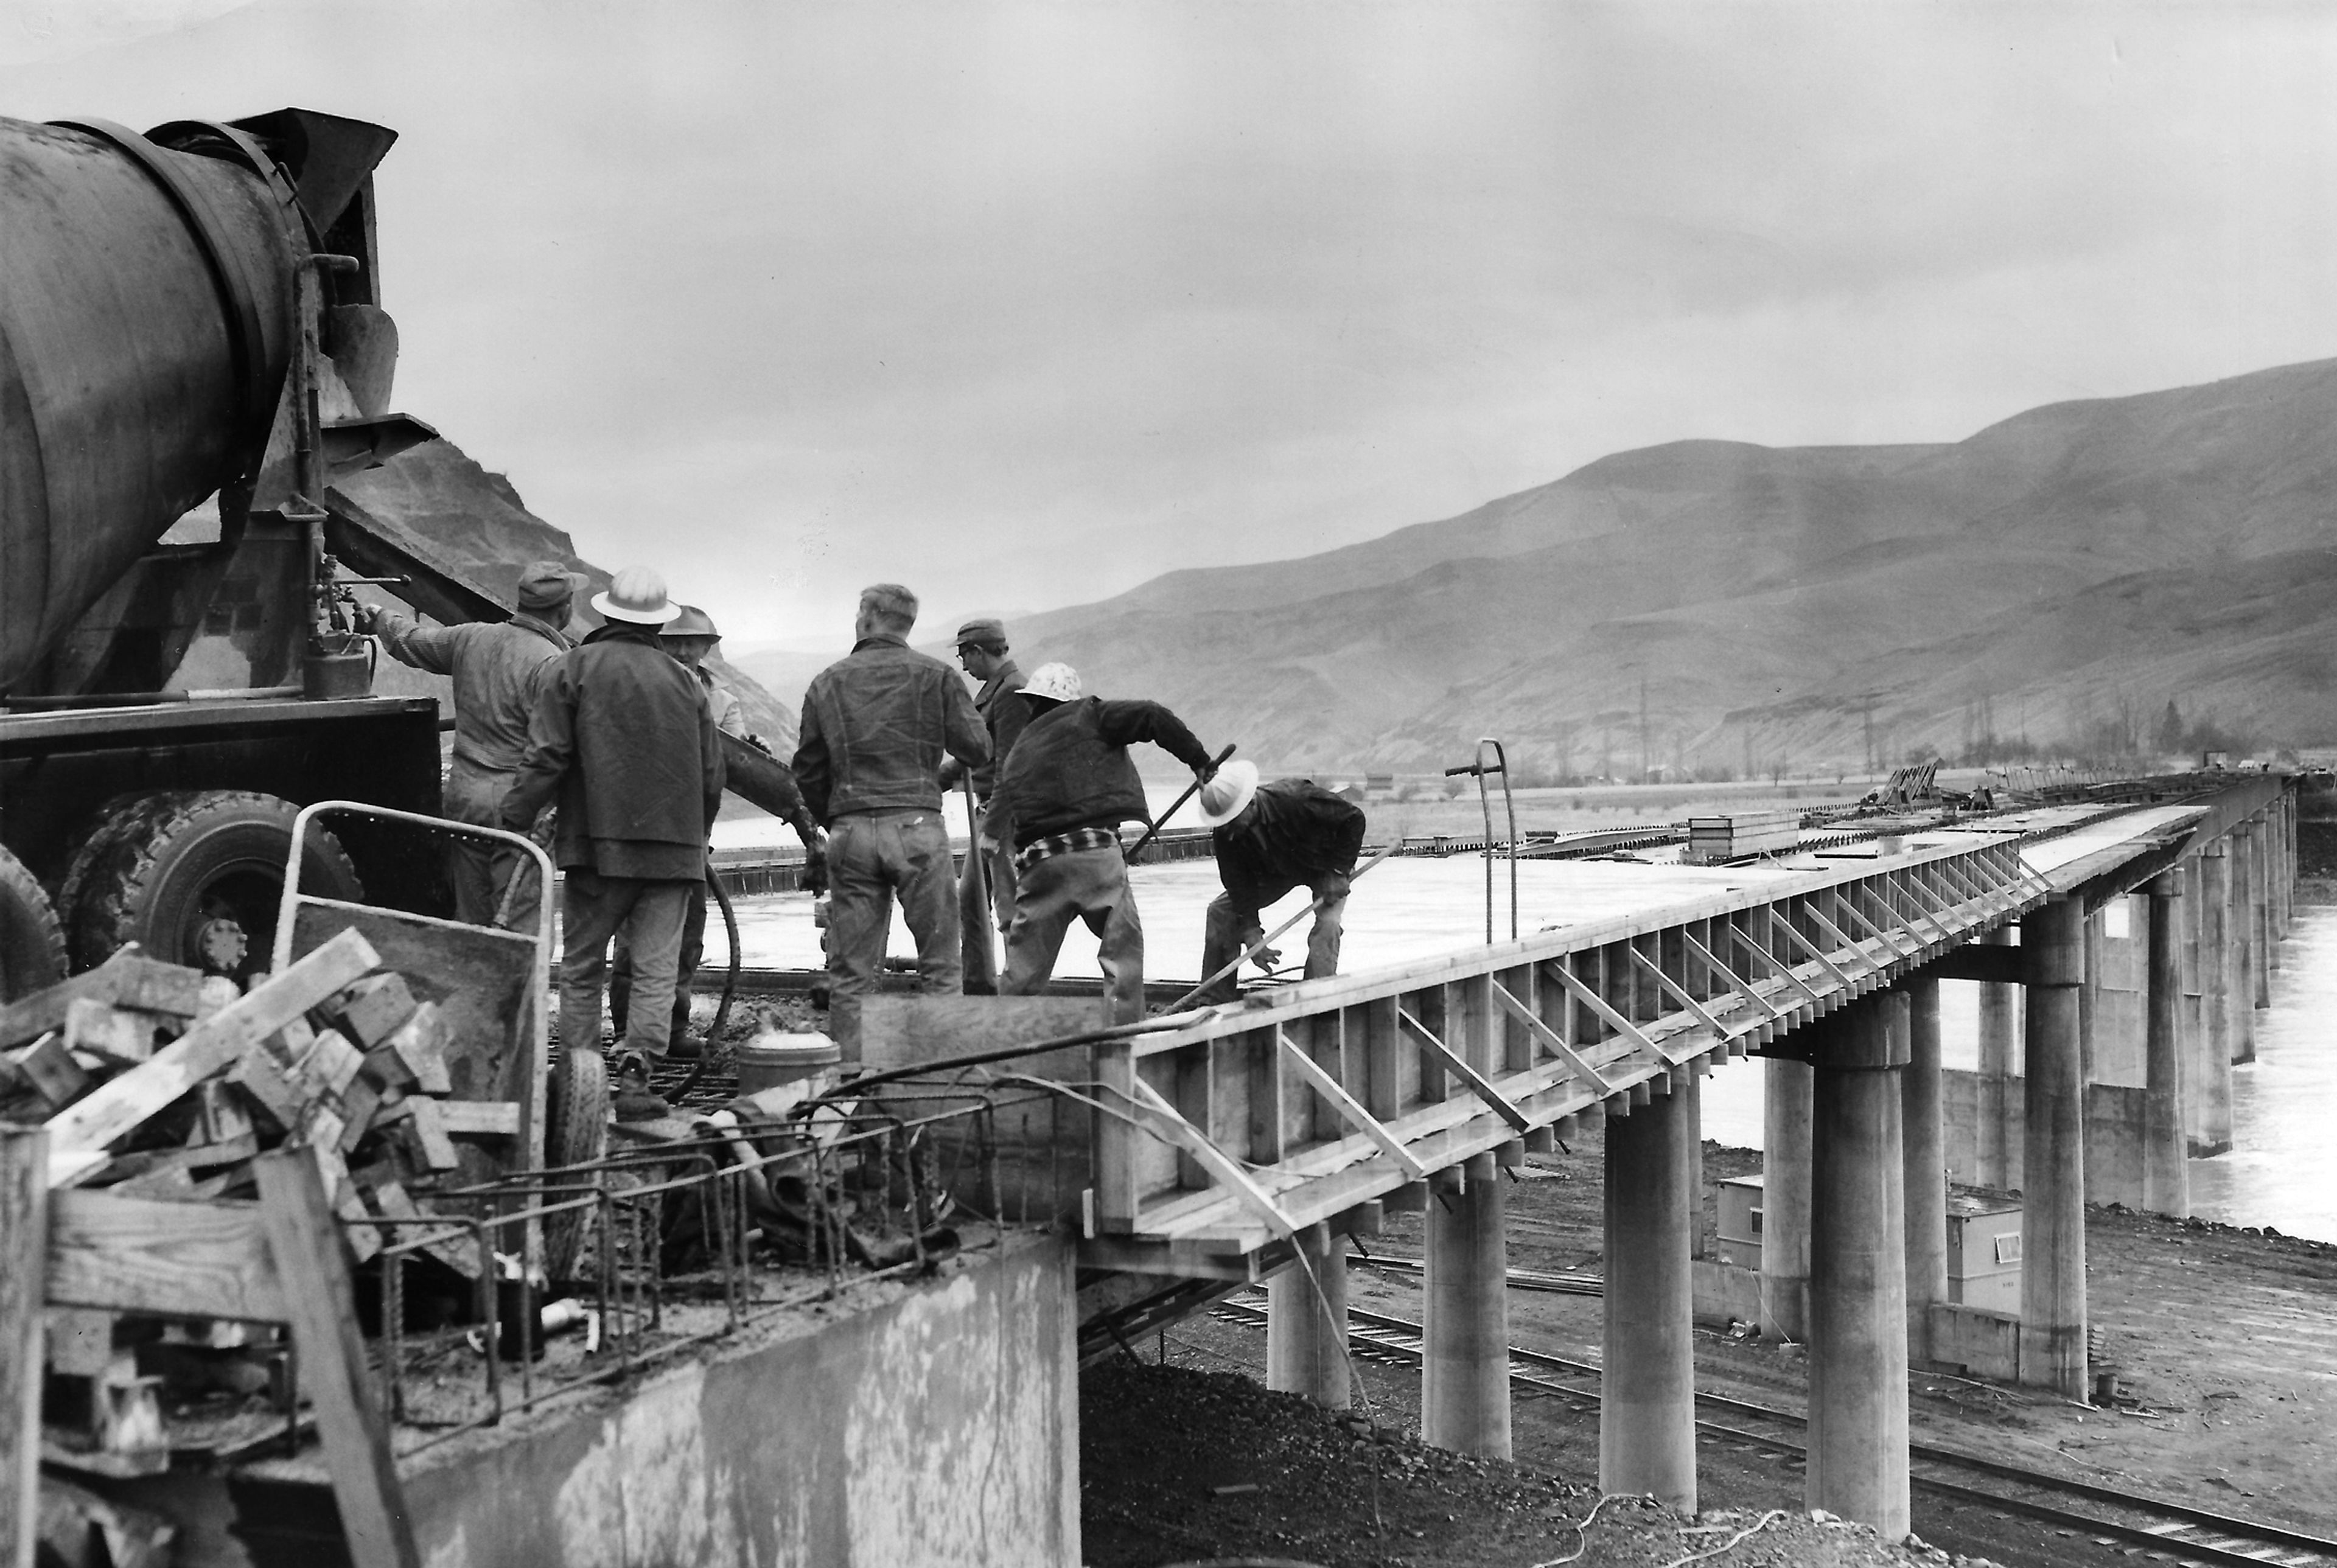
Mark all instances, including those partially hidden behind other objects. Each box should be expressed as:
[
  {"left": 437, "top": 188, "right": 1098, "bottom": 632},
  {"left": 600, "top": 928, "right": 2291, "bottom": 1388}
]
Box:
[
  {"left": 958, "top": 828, "right": 1017, "bottom": 992},
  {"left": 827, "top": 810, "right": 962, "bottom": 1060},
  {"left": 559, "top": 871, "right": 694, "bottom": 1058},
  {"left": 1001, "top": 845, "right": 1145, "bottom": 1025}
]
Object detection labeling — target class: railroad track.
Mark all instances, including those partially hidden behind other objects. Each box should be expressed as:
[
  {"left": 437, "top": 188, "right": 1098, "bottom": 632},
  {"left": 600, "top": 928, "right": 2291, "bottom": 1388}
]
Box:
[{"left": 1207, "top": 1297, "right": 2337, "bottom": 1568}]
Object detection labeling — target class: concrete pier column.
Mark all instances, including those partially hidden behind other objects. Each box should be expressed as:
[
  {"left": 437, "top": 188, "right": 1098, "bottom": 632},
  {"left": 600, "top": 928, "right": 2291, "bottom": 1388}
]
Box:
[
  {"left": 2198, "top": 845, "right": 2236, "bottom": 1154},
  {"left": 1425, "top": 1152, "right": 1509, "bottom": 1457},
  {"left": 2251, "top": 817, "right": 2274, "bottom": 998},
  {"left": 1808, "top": 994, "right": 1911, "bottom": 1540},
  {"left": 1267, "top": 1222, "right": 1350, "bottom": 1409},
  {"left": 2078, "top": 909, "right": 2103, "bottom": 1085},
  {"left": 1760, "top": 1057, "right": 1814, "bottom": 1341},
  {"left": 2143, "top": 873, "right": 2190, "bottom": 1218},
  {"left": 1901, "top": 978, "right": 1947, "bottom": 1365},
  {"left": 2230, "top": 824, "right": 2258, "bottom": 1064},
  {"left": 1601, "top": 1078, "right": 1698, "bottom": 1511},
  {"left": 2019, "top": 896, "right": 2089, "bottom": 1396},
  {"left": 1975, "top": 927, "right": 2021, "bottom": 1188}
]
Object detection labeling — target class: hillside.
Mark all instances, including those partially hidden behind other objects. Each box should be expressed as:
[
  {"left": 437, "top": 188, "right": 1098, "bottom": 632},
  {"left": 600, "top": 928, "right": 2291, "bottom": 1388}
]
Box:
[
  {"left": 332, "top": 439, "right": 797, "bottom": 747},
  {"left": 960, "top": 357, "right": 2337, "bottom": 776}
]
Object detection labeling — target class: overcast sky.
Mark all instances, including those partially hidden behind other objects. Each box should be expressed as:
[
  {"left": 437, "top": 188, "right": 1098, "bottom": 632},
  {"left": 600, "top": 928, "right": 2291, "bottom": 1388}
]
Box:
[{"left": 8, "top": 2, "right": 2336, "bottom": 646}]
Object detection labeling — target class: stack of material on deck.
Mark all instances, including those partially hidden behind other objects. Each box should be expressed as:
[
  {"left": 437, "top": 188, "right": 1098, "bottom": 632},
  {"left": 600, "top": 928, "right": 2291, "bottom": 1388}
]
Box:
[
  {"left": 1, "top": 930, "right": 517, "bottom": 1477},
  {"left": 1683, "top": 810, "right": 1803, "bottom": 865}
]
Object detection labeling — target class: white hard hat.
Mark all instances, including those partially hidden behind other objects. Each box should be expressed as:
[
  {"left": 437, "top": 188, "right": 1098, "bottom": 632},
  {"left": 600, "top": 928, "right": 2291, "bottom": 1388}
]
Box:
[
  {"left": 1196, "top": 760, "right": 1259, "bottom": 828},
  {"left": 592, "top": 566, "right": 682, "bottom": 625},
  {"left": 1022, "top": 662, "right": 1082, "bottom": 705}
]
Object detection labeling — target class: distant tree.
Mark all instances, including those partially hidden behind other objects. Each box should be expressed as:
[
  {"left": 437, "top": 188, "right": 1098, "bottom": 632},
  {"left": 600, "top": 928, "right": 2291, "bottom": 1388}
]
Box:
[{"left": 2154, "top": 700, "right": 2185, "bottom": 756}]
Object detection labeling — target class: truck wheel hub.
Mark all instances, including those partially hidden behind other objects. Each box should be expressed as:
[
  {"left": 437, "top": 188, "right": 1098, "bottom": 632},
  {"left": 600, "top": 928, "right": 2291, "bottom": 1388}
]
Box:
[{"left": 195, "top": 914, "right": 249, "bottom": 974}]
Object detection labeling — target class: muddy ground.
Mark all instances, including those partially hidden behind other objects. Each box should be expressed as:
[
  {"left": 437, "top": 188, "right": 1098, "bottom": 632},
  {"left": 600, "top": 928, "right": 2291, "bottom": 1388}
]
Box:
[{"left": 1081, "top": 1131, "right": 2337, "bottom": 1568}]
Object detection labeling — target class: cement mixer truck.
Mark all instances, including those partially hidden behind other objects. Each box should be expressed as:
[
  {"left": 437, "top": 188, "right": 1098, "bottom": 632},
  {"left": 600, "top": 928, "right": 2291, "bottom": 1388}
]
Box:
[{"left": 0, "top": 110, "right": 459, "bottom": 1001}]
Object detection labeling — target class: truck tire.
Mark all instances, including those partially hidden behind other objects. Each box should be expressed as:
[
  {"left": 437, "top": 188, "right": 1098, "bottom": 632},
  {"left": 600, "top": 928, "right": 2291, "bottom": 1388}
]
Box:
[
  {"left": 540, "top": 1044, "right": 609, "bottom": 1282},
  {"left": 68, "top": 791, "right": 363, "bottom": 983},
  {"left": 0, "top": 845, "right": 66, "bottom": 1003},
  {"left": 57, "top": 791, "right": 186, "bottom": 970}
]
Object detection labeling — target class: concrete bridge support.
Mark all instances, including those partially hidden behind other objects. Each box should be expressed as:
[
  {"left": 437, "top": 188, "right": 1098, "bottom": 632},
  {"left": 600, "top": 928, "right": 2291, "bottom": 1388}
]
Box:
[
  {"left": 1975, "top": 927, "right": 2021, "bottom": 1188},
  {"left": 1266, "top": 1222, "right": 1350, "bottom": 1409},
  {"left": 2232, "top": 822, "right": 2260, "bottom": 1061},
  {"left": 2249, "top": 816, "right": 2274, "bottom": 999},
  {"left": 2197, "top": 846, "right": 2235, "bottom": 1156},
  {"left": 1901, "top": 977, "right": 1948, "bottom": 1365},
  {"left": 2020, "top": 896, "right": 2089, "bottom": 1397},
  {"left": 1760, "top": 1058, "right": 1813, "bottom": 1341},
  {"left": 1807, "top": 992, "right": 1910, "bottom": 1540},
  {"left": 1425, "top": 1151, "right": 1510, "bottom": 1458},
  {"left": 1601, "top": 1077, "right": 1698, "bottom": 1511},
  {"left": 2143, "top": 871, "right": 2190, "bottom": 1217}
]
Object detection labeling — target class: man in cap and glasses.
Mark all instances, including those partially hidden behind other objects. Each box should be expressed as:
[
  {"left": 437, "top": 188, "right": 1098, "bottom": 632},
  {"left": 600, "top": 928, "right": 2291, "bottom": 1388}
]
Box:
[
  {"left": 935, "top": 616, "right": 1031, "bottom": 992},
  {"left": 360, "top": 560, "right": 578, "bottom": 927},
  {"left": 504, "top": 567, "right": 725, "bottom": 1112}
]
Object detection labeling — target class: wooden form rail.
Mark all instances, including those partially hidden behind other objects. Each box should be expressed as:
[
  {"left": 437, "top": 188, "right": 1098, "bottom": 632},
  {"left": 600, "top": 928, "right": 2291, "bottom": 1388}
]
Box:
[{"left": 1084, "top": 835, "right": 2052, "bottom": 1272}]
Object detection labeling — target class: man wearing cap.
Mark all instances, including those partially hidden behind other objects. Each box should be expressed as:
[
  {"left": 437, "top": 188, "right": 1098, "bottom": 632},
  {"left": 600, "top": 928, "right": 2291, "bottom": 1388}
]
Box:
[
  {"left": 792, "top": 584, "right": 988, "bottom": 1059},
  {"left": 503, "top": 568, "right": 724, "bottom": 1108},
  {"left": 991, "top": 663, "right": 1218, "bottom": 1024},
  {"left": 361, "top": 560, "right": 576, "bottom": 926},
  {"left": 935, "top": 616, "right": 1030, "bottom": 992},
  {"left": 1192, "top": 767, "right": 1369, "bottom": 1005}
]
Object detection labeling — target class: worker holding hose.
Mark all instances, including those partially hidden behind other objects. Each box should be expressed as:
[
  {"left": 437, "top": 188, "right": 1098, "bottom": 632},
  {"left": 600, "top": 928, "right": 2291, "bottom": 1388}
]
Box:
[
  {"left": 992, "top": 663, "right": 1219, "bottom": 1023},
  {"left": 1192, "top": 768, "right": 1368, "bottom": 1003}
]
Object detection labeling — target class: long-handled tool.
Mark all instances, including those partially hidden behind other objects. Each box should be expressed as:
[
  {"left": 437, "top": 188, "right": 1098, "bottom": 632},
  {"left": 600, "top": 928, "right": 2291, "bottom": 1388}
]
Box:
[
  {"left": 960, "top": 772, "right": 998, "bottom": 983},
  {"left": 1124, "top": 742, "right": 1237, "bottom": 862},
  {"left": 1445, "top": 736, "right": 1517, "bottom": 942},
  {"left": 1167, "top": 837, "right": 1400, "bottom": 1010}
]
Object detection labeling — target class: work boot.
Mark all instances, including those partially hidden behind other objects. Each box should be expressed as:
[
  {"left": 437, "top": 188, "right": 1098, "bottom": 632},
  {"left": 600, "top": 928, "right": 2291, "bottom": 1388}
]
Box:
[{"left": 612, "top": 1053, "right": 671, "bottom": 1122}]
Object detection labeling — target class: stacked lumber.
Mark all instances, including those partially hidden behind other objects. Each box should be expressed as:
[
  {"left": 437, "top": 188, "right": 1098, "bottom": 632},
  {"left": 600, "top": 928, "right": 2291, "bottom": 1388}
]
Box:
[
  {"left": 1683, "top": 810, "right": 1804, "bottom": 865},
  {"left": 2, "top": 930, "right": 522, "bottom": 1475}
]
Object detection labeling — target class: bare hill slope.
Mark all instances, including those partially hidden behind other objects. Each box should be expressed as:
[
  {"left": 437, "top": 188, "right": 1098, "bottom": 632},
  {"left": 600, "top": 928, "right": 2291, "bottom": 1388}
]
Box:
[{"left": 999, "top": 357, "right": 2337, "bottom": 775}]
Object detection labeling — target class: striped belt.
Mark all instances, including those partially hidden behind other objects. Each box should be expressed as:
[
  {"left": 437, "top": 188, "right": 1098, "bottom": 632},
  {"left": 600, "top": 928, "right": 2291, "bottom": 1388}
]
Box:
[{"left": 1014, "top": 826, "right": 1120, "bottom": 873}]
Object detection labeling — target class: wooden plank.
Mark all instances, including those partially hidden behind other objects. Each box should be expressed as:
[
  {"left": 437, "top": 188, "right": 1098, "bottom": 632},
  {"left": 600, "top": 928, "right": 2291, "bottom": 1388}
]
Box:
[
  {"left": 1244, "top": 1026, "right": 1284, "bottom": 1166},
  {"left": 1771, "top": 908, "right": 1859, "bottom": 988},
  {"left": 1624, "top": 944, "right": 1731, "bottom": 1042},
  {"left": 2, "top": 1128, "right": 44, "bottom": 1568},
  {"left": 1725, "top": 920, "right": 1826, "bottom": 1006},
  {"left": 44, "top": 930, "right": 380, "bottom": 1162},
  {"left": 1274, "top": 1025, "right": 1428, "bottom": 1180},
  {"left": 1540, "top": 959, "right": 1669, "bottom": 1066},
  {"left": 44, "top": 1190, "right": 286, "bottom": 1321},
  {"left": 254, "top": 1151, "right": 423, "bottom": 1568},
  {"left": 1126, "top": 1078, "right": 1296, "bottom": 1241},
  {"left": 0, "top": 950, "right": 205, "bottom": 1050},
  {"left": 435, "top": 1100, "right": 521, "bottom": 1137},
  {"left": 1394, "top": 1005, "right": 1529, "bottom": 1131},
  {"left": 1492, "top": 978, "right": 1614, "bottom": 1094},
  {"left": 62, "top": 1000, "right": 163, "bottom": 1067},
  {"left": 403, "top": 1097, "right": 459, "bottom": 1171}
]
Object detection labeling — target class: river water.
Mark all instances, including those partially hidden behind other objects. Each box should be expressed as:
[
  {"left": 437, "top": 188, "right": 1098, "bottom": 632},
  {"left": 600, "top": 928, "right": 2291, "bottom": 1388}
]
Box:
[{"left": 710, "top": 823, "right": 2337, "bottom": 1245}]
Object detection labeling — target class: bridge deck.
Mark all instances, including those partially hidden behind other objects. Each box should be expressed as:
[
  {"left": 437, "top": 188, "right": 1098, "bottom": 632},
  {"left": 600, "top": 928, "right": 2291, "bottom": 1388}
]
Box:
[{"left": 1077, "top": 798, "right": 2222, "bottom": 1277}]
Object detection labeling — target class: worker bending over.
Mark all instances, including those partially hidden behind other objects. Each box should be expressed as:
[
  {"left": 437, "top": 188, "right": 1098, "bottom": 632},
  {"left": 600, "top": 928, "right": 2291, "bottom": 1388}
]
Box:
[
  {"left": 992, "top": 663, "right": 1217, "bottom": 1023},
  {"left": 503, "top": 568, "right": 722, "bottom": 1114},
  {"left": 1192, "top": 765, "right": 1367, "bottom": 1003},
  {"left": 792, "top": 583, "right": 988, "bottom": 1060},
  {"left": 935, "top": 616, "right": 1032, "bottom": 993},
  {"left": 362, "top": 560, "right": 575, "bottom": 927}
]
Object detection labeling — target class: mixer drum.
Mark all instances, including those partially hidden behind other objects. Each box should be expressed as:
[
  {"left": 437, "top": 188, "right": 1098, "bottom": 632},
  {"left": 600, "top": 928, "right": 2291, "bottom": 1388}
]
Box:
[{"left": 0, "top": 116, "right": 298, "bottom": 692}]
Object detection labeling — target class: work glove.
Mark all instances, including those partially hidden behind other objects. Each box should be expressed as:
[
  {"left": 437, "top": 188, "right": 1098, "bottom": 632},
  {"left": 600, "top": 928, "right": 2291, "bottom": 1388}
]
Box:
[
  {"left": 354, "top": 602, "right": 383, "bottom": 635},
  {"left": 1252, "top": 947, "right": 1284, "bottom": 974},
  {"left": 802, "top": 836, "right": 829, "bottom": 896},
  {"left": 746, "top": 732, "right": 775, "bottom": 758}
]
